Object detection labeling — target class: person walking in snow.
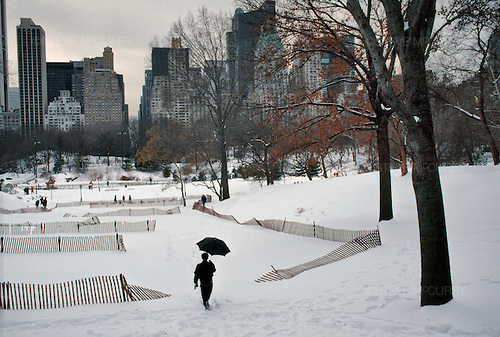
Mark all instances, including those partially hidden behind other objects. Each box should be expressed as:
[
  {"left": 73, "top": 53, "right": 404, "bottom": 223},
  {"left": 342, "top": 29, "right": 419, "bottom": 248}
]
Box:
[
  {"left": 201, "top": 194, "right": 207, "bottom": 207},
  {"left": 194, "top": 253, "right": 216, "bottom": 309}
]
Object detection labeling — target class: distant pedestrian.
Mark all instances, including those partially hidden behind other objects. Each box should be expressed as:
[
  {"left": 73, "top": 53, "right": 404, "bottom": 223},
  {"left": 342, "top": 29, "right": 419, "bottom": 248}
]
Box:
[
  {"left": 128, "top": 195, "right": 131, "bottom": 202},
  {"left": 41, "top": 197, "right": 47, "bottom": 209},
  {"left": 114, "top": 195, "right": 117, "bottom": 203},
  {"left": 122, "top": 195, "right": 125, "bottom": 202},
  {"left": 35, "top": 199, "right": 40, "bottom": 208},
  {"left": 194, "top": 253, "right": 216, "bottom": 309},
  {"left": 201, "top": 194, "right": 207, "bottom": 207}
]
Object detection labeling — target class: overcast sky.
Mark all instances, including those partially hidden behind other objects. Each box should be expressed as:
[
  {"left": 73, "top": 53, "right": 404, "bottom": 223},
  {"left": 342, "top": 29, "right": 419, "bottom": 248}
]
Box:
[{"left": 5, "top": 0, "right": 238, "bottom": 119}]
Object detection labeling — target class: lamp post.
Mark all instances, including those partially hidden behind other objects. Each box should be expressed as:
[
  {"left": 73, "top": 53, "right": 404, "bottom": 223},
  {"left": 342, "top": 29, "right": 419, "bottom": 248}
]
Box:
[{"left": 34, "top": 141, "right": 41, "bottom": 194}]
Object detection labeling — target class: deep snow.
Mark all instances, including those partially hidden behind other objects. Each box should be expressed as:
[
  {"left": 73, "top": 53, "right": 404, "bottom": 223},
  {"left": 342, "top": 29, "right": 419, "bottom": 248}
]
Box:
[{"left": 0, "top": 165, "right": 499, "bottom": 336}]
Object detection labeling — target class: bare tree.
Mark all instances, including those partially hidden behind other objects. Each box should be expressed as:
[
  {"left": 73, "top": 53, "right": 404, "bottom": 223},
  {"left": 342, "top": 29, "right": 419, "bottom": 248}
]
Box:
[
  {"left": 171, "top": 8, "right": 249, "bottom": 201},
  {"left": 241, "top": 0, "right": 453, "bottom": 306},
  {"left": 436, "top": 0, "right": 500, "bottom": 164}
]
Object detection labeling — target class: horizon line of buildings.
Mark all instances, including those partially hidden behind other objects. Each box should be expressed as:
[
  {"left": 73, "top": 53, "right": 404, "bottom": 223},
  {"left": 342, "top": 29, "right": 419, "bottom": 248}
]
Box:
[
  {"left": 1, "top": 0, "right": 359, "bottom": 140},
  {"left": 0, "top": 8, "right": 128, "bottom": 138},
  {"left": 138, "top": 0, "right": 358, "bottom": 132}
]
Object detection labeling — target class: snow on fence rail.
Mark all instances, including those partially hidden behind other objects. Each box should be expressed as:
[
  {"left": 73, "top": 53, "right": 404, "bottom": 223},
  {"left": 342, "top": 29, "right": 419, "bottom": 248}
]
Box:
[
  {"left": 0, "top": 234, "right": 126, "bottom": 253},
  {"left": 0, "top": 220, "right": 156, "bottom": 235},
  {"left": 0, "top": 274, "right": 170, "bottom": 310},
  {"left": 256, "top": 230, "right": 382, "bottom": 283}
]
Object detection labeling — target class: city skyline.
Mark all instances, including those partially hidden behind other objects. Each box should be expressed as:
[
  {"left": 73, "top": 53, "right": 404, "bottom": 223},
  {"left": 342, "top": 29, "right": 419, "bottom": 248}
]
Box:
[{"left": 4, "top": 0, "right": 237, "bottom": 119}]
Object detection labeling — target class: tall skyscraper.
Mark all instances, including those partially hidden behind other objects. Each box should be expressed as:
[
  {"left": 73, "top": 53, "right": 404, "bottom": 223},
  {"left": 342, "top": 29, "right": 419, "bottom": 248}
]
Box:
[
  {"left": 150, "top": 38, "right": 191, "bottom": 126},
  {"left": 17, "top": 18, "right": 47, "bottom": 136},
  {"left": 226, "top": 0, "right": 276, "bottom": 97},
  {"left": 1, "top": 0, "right": 8, "bottom": 112},
  {"left": 83, "top": 47, "right": 126, "bottom": 130},
  {"left": 139, "top": 69, "right": 152, "bottom": 124},
  {"left": 252, "top": 31, "right": 289, "bottom": 108}
]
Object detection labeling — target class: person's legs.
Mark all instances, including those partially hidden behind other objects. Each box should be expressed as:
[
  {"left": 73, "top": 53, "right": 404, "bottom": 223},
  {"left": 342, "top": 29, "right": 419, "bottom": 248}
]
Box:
[{"left": 200, "top": 281, "right": 213, "bottom": 307}]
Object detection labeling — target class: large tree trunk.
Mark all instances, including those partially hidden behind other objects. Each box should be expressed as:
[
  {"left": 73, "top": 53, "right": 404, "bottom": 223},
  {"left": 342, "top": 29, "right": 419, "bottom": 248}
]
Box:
[
  {"left": 403, "top": 41, "right": 453, "bottom": 306},
  {"left": 410, "top": 129, "right": 452, "bottom": 306},
  {"left": 376, "top": 111, "right": 393, "bottom": 221}
]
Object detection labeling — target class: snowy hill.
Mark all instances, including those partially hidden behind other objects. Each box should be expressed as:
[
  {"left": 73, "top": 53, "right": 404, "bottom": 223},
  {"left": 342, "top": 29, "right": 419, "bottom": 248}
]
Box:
[{"left": 0, "top": 165, "right": 499, "bottom": 336}]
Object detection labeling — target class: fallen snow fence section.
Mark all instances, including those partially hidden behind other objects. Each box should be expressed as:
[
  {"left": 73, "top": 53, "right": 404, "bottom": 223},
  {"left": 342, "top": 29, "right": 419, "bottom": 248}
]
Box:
[
  {"left": 192, "top": 202, "right": 382, "bottom": 282},
  {"left": 0, "top": 274, "right": 170, "bottom": 310},
  {"left": 83, "top": 206, "right": 181, "bottom": 217},
  {"left": 256, "top": 230, "right": 382, "bottom": 283},
  {"left": 0, "top": 234, "right": 126, "bottom": 254},
  {"left": 0, "top": 220, "right": 156, "bottom": 235}
]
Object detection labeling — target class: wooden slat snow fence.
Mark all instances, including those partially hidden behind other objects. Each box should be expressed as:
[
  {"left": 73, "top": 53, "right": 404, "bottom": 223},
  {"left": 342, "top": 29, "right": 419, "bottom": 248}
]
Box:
[
  {"left": 0, "top": 274, "right": 170, "bottom": 310},
  {"left": 90, "top": 198, "right": 182, "bottom": 208},
  {"left": 256, "top": 230, "right": 381, "bottom": 283},
  {"left": 0, "top": 220, "right": 156, "bottom": 235},
  {"left": 193, "top": 202, "right": 378, "bottom": 243},
  {"left": 192, "top": 202, "right": 239, "bottom": 222},
  {"left": 83, "top": 206, "right": 181, "bottom": 217},
  {"left": 56, "top": 195, "right": 210, "bottom": 208},
  {"left": 193, "top": 202, "right": 383, "bottom": 282},
  {"left": 248, "top": 218, "right": 377, "bottom": 242},
  {"left": 0, "top": 234, "right": 126, "bottom": 253}
]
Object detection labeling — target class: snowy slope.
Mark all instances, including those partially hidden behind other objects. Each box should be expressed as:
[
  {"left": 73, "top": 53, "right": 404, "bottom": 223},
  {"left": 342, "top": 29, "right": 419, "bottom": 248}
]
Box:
[{"left": 0, "top": 165, "right": 499, "bottom": 336}]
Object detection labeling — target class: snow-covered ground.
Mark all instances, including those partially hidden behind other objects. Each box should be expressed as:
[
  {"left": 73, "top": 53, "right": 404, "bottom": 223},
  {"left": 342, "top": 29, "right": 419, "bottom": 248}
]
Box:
[{"left": 0, "top": 165, "right": 499, "bottom": 336}]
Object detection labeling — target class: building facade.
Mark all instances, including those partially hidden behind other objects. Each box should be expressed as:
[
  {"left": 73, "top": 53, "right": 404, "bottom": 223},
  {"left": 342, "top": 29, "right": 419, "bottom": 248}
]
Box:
[
  {"left": 150, "top": 39, "right": 191, "bottom": 127},
  {"left": 17, "top": 18, "right": 47, "bottom": 136},
  {"left": 138, "top": 69, "right": 152, "bottom": 124},
  {"left": 47, "top": 62, "right": 74, "bottom": 104},
  {"left": 1, "top": 0, "right": 8, "bottom": 112},
  {"left": 82, "top": 47, "right": 126, "bottom": 130},
  {"left": 0, "top": 110, "right": 20, "bottom": 136},
  {"left": 44, "top": 90, "right": 83, "bottom": 131},
  {"left": 226, "top": 0, "right": 276, "bottom": 97},
  {"left": 83, "top": 69, "right": 125, "bottom": 130},
  {"left": 252, "top": 32, "right": 289, "bottom": 108}
]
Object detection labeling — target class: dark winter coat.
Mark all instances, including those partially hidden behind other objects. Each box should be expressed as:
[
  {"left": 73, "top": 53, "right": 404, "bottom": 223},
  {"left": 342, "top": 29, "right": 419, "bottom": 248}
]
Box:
[{"left": 194, "top": 260, "right": 216, "bottom": 284}]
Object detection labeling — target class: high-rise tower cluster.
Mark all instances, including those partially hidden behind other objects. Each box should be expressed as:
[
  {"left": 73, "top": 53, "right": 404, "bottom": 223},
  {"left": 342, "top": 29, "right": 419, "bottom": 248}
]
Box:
[{"left": 0, "top": 12, "right": 127, "bottom": 137}]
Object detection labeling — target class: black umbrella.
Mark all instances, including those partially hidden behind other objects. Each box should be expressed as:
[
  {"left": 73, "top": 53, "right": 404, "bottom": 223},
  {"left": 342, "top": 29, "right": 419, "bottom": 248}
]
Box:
[{"left": 197, "top": 237, "right": 230, "bottom": 256}]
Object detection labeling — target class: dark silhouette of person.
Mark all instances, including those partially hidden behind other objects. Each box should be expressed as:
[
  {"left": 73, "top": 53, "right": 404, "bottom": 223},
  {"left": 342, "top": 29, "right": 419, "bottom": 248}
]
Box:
[
  {"left": 194, "top": 253, "right": 216, "bottom": 309},
  {"left": 201, "top": 194, "right": 207, "bottom": 207}
]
